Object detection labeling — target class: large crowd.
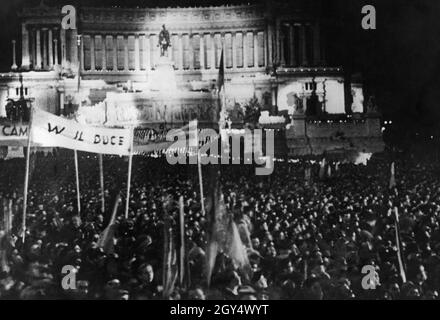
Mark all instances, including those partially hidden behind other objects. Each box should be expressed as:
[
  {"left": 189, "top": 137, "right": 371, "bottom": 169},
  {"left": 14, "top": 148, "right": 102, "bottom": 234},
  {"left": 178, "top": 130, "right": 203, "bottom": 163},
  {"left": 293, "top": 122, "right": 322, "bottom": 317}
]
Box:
[{"left": 0, "top": 149, "right": 440, "bottom": 300}]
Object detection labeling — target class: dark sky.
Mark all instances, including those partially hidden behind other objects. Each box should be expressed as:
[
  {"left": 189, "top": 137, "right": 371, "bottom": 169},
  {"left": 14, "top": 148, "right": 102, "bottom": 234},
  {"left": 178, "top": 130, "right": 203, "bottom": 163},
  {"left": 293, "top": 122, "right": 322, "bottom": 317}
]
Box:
[{"left": 1, "top": 0, "right": 439, "bottom": 132}]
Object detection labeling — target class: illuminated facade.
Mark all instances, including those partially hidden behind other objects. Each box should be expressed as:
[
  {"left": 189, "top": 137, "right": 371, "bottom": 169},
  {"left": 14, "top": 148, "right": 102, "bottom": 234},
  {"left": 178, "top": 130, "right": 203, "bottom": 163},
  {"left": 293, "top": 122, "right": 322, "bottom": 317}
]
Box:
[{"left": 0, "top": 1, "right": 384, "bottom": 156}]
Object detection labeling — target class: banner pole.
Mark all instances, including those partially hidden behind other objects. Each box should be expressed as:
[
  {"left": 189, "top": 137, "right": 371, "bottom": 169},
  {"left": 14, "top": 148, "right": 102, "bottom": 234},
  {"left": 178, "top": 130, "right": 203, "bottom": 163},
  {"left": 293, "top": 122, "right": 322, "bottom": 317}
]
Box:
[
  {"left": 197, "top": 151, "right": 206, "bottom": 217},
  {"left": 179, "top": 196, "right": 185, "bottom": 287},
  {"left": 22, "top": 105, "right": 34, "bottom": 243},
  {"left": 74, "top": 149, "right": 81, "bottom": 215},
  {"left": 99, "top": 154, "right": 105, "bottom": 214},
  {"left": 125, "top": 127, "right": 134, "bottom": 219}
]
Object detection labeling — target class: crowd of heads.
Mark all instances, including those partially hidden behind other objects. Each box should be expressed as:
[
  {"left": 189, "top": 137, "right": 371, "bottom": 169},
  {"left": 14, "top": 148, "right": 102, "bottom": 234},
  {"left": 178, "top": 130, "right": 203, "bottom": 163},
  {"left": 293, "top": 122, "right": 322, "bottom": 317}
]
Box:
[{"left": 0, "top": 149, "right": 439, "bottom": 300}]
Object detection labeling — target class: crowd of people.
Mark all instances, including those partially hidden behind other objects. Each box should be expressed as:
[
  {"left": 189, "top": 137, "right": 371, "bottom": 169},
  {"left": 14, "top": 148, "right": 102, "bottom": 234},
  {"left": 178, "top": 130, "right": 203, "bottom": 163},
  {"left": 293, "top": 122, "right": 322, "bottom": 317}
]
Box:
[{"left": 0, "top": 149, "right": 439, "bottom": 300}]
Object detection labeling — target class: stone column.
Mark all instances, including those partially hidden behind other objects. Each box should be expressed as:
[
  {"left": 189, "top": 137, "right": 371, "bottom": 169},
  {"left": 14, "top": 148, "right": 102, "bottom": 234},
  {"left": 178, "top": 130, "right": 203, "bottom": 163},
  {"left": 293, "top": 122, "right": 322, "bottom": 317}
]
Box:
[
  {"left": 289, "top": 24, "right": 296, "bottom": 66},
  {"left": 35, "top": 28, "right": 42, "bottom": 70},
  {"left": 11, "top": 40, "right": 18, "bottom": 70},
  {"left": 80, "top": 35, "right": 85, "bottom": 71},
  {"left": 48, "top": 28, "right": 53, "bottom": 69},
  {"left": 102, "top": 35, "right": 107, "bottom": 70},
  {"left": 30, "top": 28, "right": 35, "bottom": 68},
  {"left": 145, "top": 34, "right": 151, "bottom": 70},
  {"left": 210, "top": 33, "right": 215, "bottom": 70},
  {"left": 232, "top": 32, "right": 237, "bottom": 69},
  {"left": 42, "top": 28, "right": 48, "bottom": 69},
  {"left": 89, "top": 35, "right": 95, "bottom": 71},
  {"left": 71, "top": 29, "right": 78, "bottom": 72},
  {"left": 300, "top": 24, "right": 308, "bottom": 66},
  {"left": 243, "top": 32, "right": 248, "bottom": 68},
  {"left": 280, "top": 28, "right": 286, "bottom": 66},
  {"left": 124, "top": 35, "right": 129, "bottom": 71},
  {"left": 54, "top": 39, "right": 59, "bottom": 65},
  {"left": 263, "top": 30, "right": 268, "bottom": 67},
  {"left": 60, "top": 28, "right": 67, "bottom": 69},
  {"left": 267, "top": 23, "right": 273, "bottom": 67},
  {"left": 313, "top": 22, "right": 321, "bottom": 66},
  {"left": 112, "top": 35, "right": 117, "bottom": 71},
  {"left": 199, "top": 33, "right": 205, "bottom": 70},
  {"left": 254, "top": 31, "right": 259, "bottom": 68},
  {"left": 134, "top": 35, "right": 140, "bottom": 71},
  {"left": 189, "top": 34, "right": 194, "bottom": 70},
  {"left": 21, "top": 23, "right": 30, "bottom": 70},
  {"left": 275, "top": 20, "right": 280, "bottom": 64}
]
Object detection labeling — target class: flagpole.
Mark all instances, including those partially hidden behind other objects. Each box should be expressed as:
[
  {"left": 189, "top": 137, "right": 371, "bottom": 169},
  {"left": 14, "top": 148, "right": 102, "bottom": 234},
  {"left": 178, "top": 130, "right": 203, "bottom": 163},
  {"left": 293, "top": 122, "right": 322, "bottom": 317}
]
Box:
[
  {"left": 99, "top": 154, "right": 105, "bottom": 214},
  {"left": 74, "top": 149, "right": 81, "bottom": 215},
  {"left": 22, "top": 105, "right": 34, "bottom": 243},
  {"left": 179, "top": 196, "right": 185, "bottom": 287},
  {"left": 394, "top": 207, "right": 407, "bottom": 283},
  {"left": 125, "top": 127, "right": 134, "bottom": 219},
  {"left": 8, "top": 199, "right": 13, "bottom": 232},
  {"left": 197, "top": 151, "right": 206, "bottom": 217}
]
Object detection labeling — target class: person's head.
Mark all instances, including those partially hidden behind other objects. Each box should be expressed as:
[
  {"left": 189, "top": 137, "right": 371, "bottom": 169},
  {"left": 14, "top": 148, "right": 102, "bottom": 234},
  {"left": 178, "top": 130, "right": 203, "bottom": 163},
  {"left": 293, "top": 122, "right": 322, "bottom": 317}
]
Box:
[
  {"left": 189, "top": 288, "right": 206, "bottom": 300},
  {"left": 138, "top": 263, "right": 154, "bottom": 283},
  {"left": 303, "top": 277, "right": 323, "bottom": 300},
  {"left": 72, "top": 215, "right": 82, "bottom": 228}
]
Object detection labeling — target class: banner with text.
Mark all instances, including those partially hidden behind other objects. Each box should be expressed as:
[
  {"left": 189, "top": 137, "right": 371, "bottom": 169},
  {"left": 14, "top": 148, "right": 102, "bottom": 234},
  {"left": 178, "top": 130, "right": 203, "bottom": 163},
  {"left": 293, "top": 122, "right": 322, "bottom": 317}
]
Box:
[
  {"left": 31, "top": 108, "right": 132, "bottom": 156},
  {"left": 0, "top": 124, "right": 28, "bottom": 146}
]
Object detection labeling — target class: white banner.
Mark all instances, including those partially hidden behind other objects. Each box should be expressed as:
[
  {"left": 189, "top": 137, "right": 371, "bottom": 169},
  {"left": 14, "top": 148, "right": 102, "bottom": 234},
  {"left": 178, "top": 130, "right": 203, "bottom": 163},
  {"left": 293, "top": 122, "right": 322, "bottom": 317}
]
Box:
[{"left": 31, "top": 108, "right": 132, "bottom": 156}]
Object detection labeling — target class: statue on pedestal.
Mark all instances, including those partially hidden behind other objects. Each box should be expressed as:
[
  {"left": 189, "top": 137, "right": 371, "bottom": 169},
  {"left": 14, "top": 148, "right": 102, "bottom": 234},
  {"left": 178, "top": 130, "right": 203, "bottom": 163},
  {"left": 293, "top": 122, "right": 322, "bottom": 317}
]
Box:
[{"left": 158, "top": 24, "right": 171, "bottom": 57}]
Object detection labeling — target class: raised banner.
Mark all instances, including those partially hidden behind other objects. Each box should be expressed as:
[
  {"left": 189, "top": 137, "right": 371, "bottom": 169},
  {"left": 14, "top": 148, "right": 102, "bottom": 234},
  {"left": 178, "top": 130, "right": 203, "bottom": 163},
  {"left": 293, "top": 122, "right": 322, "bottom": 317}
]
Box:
[{"left": 31, "top": 108, "right": 132, "bottom": 156}]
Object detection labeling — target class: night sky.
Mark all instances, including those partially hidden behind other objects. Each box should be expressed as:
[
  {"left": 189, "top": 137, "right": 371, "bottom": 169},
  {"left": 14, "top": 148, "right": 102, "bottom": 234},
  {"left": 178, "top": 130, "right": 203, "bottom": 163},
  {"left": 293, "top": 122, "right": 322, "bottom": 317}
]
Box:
[{"left": 0, "top": 0, "right": 439, "bottom": 136}]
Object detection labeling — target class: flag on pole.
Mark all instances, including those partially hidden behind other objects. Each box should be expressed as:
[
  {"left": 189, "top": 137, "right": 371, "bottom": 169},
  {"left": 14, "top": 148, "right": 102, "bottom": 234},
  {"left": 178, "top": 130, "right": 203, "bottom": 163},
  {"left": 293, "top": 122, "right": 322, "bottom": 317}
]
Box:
[
  {"left": 227, "top": 219, "right": 250, "bottom": 270},
  {"left": 389, "top": 162, "right": 396, "bottom": 189},
  {"left": 217, "top": 50, "right": 224, "bottom": 92},
  {"left": 97, "top": 194, "right": 121, "bottom": 254},
  {"left": 394, "top": 207, "right": 406, "bottom": 283}
]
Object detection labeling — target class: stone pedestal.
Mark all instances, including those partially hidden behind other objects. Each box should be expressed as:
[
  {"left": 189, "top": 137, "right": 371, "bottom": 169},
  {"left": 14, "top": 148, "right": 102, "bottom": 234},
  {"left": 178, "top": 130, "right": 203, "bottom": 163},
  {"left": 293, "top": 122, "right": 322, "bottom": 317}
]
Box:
[{"left": 149, "top": 56, "right": 177, "bottom": 92}]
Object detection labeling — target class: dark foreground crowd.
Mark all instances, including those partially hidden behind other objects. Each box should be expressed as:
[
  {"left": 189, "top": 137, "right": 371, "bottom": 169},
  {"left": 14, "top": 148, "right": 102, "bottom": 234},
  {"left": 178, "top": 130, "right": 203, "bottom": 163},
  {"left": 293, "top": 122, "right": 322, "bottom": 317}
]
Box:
[{"left": 0, "top": 150, "right": 440, "bottom": 300}]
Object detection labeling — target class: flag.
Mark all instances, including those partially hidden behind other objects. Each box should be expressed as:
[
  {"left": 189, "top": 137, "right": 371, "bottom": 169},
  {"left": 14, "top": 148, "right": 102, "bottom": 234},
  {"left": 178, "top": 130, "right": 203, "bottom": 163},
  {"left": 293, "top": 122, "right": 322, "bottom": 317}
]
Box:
[
  {"left": 389, "top": 162, "right": 396, "bottom": 189},
  {"left": 217, "top": 50, "right": 224, "bottom": 92},
  {"left": 217, "top": 49, "right": 227, "bottom": 129},
  {"left": 205, "top": 179, "right": 224, "bottom": 286},
  {"left": 394, "top": 207, "right": 406, "bottom": 283},
  {"left": 205, "top": 182, "right": 250, "bottom": 285},
  {"left": 227, "top": 220, "right": 250, "bottom": 270},
  {"left": 97, "top": 194, "right": 121, "bottom": 254}
]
